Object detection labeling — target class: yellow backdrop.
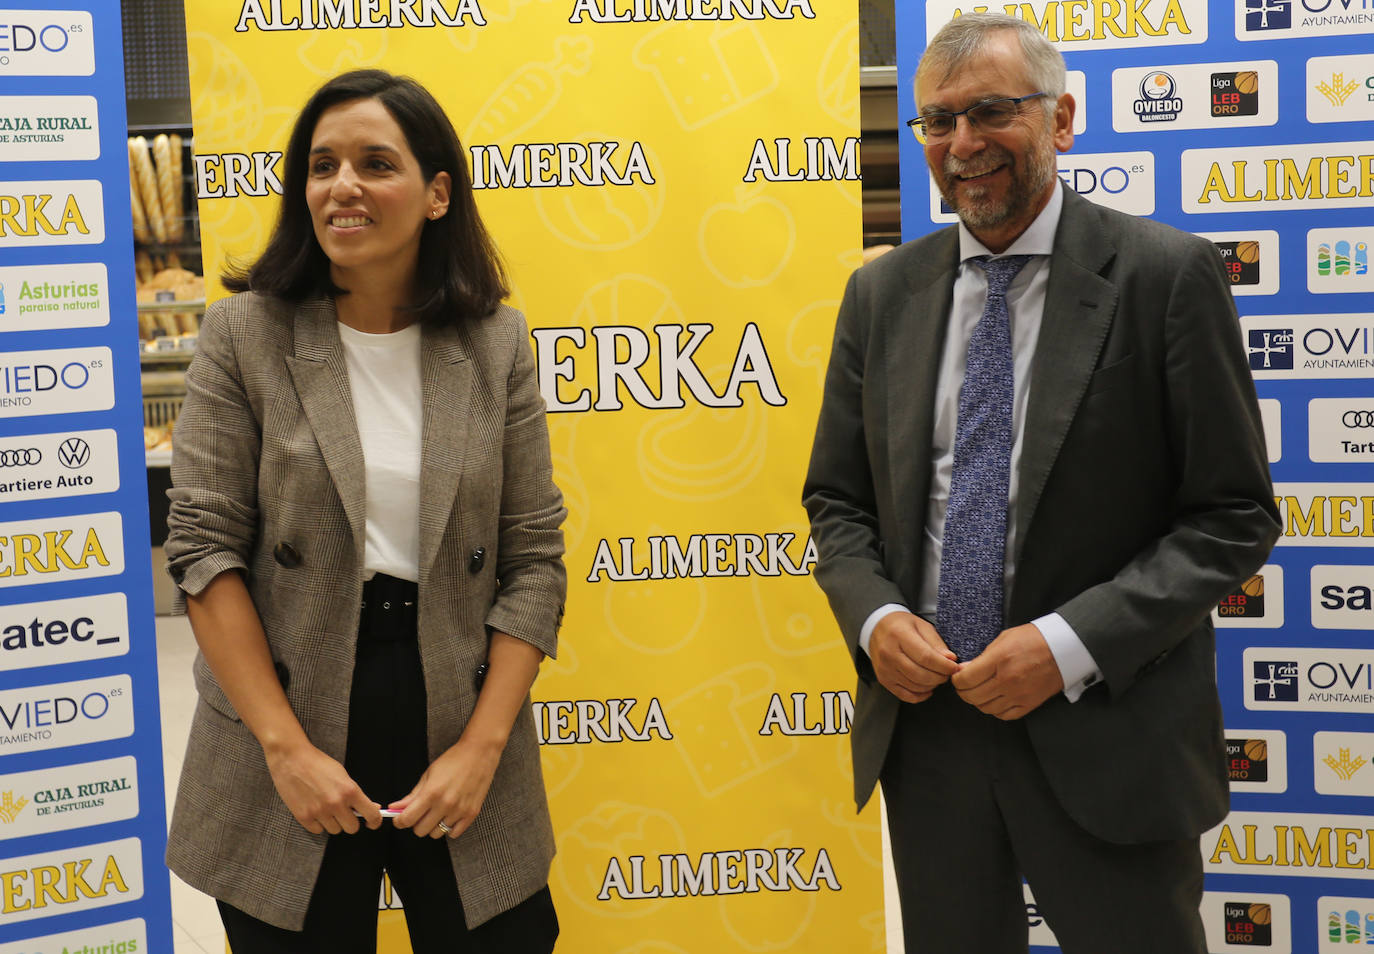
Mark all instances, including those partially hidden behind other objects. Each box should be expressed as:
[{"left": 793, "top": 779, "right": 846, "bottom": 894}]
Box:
[{"left": 181, "top": 2, "right": 876, "bottom": 950}]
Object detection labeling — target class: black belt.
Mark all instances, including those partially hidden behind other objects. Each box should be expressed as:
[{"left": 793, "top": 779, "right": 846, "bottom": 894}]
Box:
[{"left": 358, "top": 573, "right": 418, "bottom": 642}]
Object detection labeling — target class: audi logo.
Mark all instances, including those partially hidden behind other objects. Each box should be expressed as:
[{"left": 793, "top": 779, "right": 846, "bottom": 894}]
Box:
[
  {"left": 1343, "top": 411, "right": 1374, "bottom": 428},
  {"left": 0, "top": 448, "right": 42, "bottom": 467}
]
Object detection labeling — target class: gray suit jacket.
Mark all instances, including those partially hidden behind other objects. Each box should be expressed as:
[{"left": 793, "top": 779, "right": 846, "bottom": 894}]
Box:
[
  {"left": 164, "top": 292, "right": 566, "bottom": 930},
  {"left": 803, "top": 186, "right": 1280, "bottom": 843}
]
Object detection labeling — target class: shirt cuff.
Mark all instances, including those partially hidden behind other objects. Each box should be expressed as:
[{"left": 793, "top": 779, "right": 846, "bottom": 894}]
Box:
[
  {"left": 1034, "top": 612, "right": 1102, "bottom": 703},
  {"left": 859, "top": 604, "right": 909, "bottom": 657}
]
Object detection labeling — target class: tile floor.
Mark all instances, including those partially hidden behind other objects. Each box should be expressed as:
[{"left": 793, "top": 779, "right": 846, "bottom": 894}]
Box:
[
  {"left": 155, "top": 614, "right": 904, "bottom": 953},
  {"left": 156, "top": 615, "right": 228, "bottom": 954}
]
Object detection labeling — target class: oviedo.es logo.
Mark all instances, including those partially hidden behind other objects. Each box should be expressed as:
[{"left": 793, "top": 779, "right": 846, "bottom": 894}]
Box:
[
  {"left": 0, "top": 674, "right": 134, "bottom": 756},
  {"left": 0, "top": 12, "right": 94, "bottom": 77}
]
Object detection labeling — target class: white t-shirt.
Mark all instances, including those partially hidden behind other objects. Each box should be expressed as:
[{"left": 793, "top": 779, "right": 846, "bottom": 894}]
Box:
[{"left": 337, "top": 320, "right": 423, "bottom": 582}]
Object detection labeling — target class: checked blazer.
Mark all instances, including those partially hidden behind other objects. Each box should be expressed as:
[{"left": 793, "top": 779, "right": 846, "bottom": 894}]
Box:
[{"left": 164, "top": 291, "right": 566, "bottom": 931}]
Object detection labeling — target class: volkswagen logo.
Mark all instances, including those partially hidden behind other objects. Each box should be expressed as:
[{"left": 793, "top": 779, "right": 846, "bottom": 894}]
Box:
[
  {"left": 57, "top": 437, "right": 91, "bottom": 468},
  {"left": 0, "top": 448, "right": 41, "bottom": 467},
  {"left": 1343, "top": 410, "right": 1374, "bottom": 428}
]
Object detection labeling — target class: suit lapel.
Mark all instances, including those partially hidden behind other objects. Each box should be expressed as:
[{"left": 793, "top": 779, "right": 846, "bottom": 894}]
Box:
[
  {"left": 888, "top": 229, "right": 959, "bottom": 567},
  {"left": 283, "top": 297, "right": 368, "bottom": 563},
  {"left": 1014, "top": 189, "right": 1119, "bottom": 565},
  {"left": 417, "top": 323, "right": 472, "bottom": 576}
]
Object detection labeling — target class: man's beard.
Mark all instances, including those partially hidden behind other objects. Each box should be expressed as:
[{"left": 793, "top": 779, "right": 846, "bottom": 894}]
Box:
[{"left": 933, "top": 140, "right": 1056, "bottom": 232}]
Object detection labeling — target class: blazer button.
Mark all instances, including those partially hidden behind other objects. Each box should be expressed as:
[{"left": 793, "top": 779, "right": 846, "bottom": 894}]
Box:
[
  {"left": 273, "top": 542, "right": 302, "bottom": 568},
  {"left": 469, "top": 547, "right": 486, "bottom": 574}
]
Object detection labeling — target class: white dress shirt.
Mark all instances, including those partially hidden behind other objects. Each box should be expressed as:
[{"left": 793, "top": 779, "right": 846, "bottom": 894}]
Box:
[
  {"left": 337, "top": 320, "right": 423, "bottom": 583},
  {"left": 858, "top": 185, "right": 1103, "bottom": 702}
]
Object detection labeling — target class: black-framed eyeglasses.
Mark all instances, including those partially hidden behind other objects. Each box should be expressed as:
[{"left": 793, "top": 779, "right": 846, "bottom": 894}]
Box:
[{"left": 906, "top": 93, "right": 1050, "bottom": 144}]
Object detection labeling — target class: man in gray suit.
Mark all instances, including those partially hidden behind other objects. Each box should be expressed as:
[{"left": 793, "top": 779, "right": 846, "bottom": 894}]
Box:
[{"left": 803, "top": 13, "right": 1279, "bottom": 953}]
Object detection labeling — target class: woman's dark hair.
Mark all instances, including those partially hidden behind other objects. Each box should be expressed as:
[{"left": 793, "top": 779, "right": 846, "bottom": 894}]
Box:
[{"left": 222, "top": 69, "right": 508, "bottom": 325}]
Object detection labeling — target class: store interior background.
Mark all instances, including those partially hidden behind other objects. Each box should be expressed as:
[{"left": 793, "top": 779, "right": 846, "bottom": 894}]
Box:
[{"left": 123, "top": 1, "right": 903, "bottom": 950}]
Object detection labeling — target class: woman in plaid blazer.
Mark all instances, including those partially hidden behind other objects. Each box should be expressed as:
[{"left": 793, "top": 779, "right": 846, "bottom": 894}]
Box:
[{"left": 164, "top": 71, "right": 566, "bottom": 952}]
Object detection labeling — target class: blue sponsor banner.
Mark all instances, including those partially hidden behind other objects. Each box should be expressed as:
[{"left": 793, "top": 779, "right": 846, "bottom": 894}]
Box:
[
  {"left": 895, "top": 1, "right": 1372, "bottom": 950},
  {"left": 0, "top": 2, "right": 172, "bottom": 949}
]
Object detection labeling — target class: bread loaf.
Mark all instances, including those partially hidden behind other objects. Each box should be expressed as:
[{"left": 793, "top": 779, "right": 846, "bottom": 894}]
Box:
[
  {"left": 129, "top": 136, "right": 167, "bottom": 244},
  {"left": 168, "top": 134, "right": 185, "bottom": 242},
  {"left": 129, "top": 177, "right": 150, "bottom": 244},
  {"left": 153, "top": 134, "right": 183, "bottom": 243}
]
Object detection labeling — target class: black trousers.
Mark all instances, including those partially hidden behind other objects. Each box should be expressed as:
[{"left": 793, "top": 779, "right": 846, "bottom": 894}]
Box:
[
  {"left": 219, "top": 574, "right": 558, "bottom": 953},
  {"left": 880, "top": 685, "right": 1205, "bottom": 954}
]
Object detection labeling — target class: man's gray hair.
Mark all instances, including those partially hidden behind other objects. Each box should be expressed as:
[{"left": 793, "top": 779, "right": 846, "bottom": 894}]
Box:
[{"left": 917, "top": 13, "right": 1067, "bottom": 106}]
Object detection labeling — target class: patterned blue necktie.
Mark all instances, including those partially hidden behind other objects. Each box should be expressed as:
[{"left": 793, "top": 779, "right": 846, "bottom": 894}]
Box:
[{"left": 936, "top": 255, "right": 1031, "bottom": 662}]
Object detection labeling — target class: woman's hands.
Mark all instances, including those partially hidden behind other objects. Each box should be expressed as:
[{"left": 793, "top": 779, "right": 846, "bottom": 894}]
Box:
[
  {"left": 390, "top": 629, "right": 544, "bottom": 840},
  {"left": 389, "top": 736, "right": 501, "bottom": 839},
  {"left": 264, "top": 739, "right": 383, "bottom": 835}
]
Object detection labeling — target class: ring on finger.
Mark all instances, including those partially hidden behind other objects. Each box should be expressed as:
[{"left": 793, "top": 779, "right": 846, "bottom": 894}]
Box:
[{"left": 437, "top": 821, "right": 453, "bottom": 835}]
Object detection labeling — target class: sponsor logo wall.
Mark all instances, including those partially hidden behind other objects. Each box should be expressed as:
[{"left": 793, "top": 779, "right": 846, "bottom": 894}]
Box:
[
  {"left": 896, "top": 0, "right": 1368, "bottom": 950},
  {"left": 0, "top": 2, "right": 171, "bottom": 951},
  {"left": 182, "top": 1, "right": 871, "bottom": 951}
]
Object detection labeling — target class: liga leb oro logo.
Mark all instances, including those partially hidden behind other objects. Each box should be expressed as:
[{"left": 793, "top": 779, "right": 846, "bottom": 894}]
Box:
[
  {"left": 1248, "top": 329, "right": 1294, "bottom": 371},
  {"left": 1218, "top": 573, "right": 1266, "bottom": 617},
  {"left": 1215, "top": 240, "right": 1262, "bottom": 286},
  {"left": 1245, "top": 0, "right": 1291, "bottom": 30},
  {"left": 1212, "top": 71, "right": 1260, "bottom": 117},
  {"left": 1224, "top": 901, "right": 1273, "bottom": 946},
  {"left": 1253, "top": 661, "right": 1299, "bottom": 701},
  {"left": 1226, "top": 737, "right": 1270, "bottom": 783}
]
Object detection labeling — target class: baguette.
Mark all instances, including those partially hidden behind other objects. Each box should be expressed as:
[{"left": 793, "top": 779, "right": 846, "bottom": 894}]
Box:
[
  {"left": 134, "top": 249, "right": 153, "bottom": 284},
  {"left": 129, "top": 176, "right": 150, "bottom": 244},
  {"left": 129, "top": 136, "right": 167, "bottom": 244},
  {"left": 168, "top": 134, "right": 185, "bottom": 242},
  {"left": 153, "top": 134, "right": 183, "bottom": 243}
]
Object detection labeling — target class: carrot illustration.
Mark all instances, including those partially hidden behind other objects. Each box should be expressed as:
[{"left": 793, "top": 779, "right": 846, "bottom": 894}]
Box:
[{"left": 463, "top": 36, "right": 593, "bottom": 144}]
